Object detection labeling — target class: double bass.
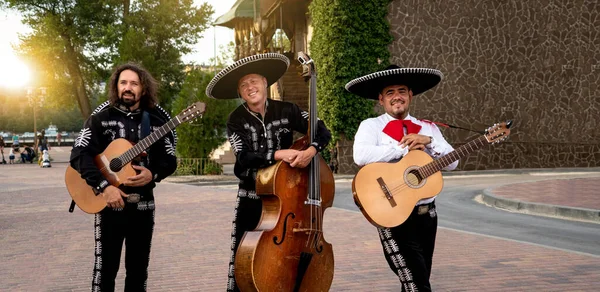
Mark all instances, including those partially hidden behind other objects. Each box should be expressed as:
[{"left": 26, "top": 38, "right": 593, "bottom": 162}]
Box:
[{"left": 234, "top": 52, "right": 335, "bottom": 291}]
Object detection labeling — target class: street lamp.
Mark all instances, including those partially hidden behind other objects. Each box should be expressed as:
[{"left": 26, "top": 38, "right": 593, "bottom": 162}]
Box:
[{"left": 26, "top": 87, "right": 47, "bottom": 154}]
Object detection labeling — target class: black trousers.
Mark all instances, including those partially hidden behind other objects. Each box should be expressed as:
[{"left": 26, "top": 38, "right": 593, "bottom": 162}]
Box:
[
  {"left": 92, "top": 202, "right": 155, "bottom": 292},
  {"left": 227, "top": 189, "right": 262, "bottom": 292},
  {"left": 378, "top": 202, "right": 438, "bottom": 292}
]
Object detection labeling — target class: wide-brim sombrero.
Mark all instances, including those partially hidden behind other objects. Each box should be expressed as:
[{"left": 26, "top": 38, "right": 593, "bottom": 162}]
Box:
[
  {"left": 345, "top": 65, "right": 443, "bottom": 100},
  {"left": 206, "top": 53, "right": 290, "bottom": 99}
]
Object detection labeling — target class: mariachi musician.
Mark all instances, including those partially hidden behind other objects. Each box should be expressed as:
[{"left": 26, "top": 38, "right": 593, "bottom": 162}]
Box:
[
  {"left": 347, "top": 65, "right": 457, "bottom": 291},
  {"left": 205, "top": 53, "right": 332, "bottom": 291}
]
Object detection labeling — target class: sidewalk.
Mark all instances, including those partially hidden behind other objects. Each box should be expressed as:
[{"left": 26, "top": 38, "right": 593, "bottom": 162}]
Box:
[
  {"left": 0, "top": 164, "right": 599, "bottom": 291},
  {"left": 480, "top": 172, "right": 600, "bottom": 223},
  {"left": 167, "top": 166, "right": 600, "bottom": 223}
]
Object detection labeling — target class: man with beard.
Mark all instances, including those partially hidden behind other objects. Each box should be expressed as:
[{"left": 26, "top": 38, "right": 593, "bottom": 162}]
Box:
[
  {"left": 70, "top": 63, "right": 177, "bottom": 291},
  {"left": 347, "top": 65, "right": 458, "bottom": 292},
  {"left": 205, "top": 53, "right": 331, "bottom": 292}
]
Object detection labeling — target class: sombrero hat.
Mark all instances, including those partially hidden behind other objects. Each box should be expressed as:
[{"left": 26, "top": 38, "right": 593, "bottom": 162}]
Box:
[
  {"left": 206, "top": 53, "right": 290, "bottom": 99},
  {"left": 345, "top": 65, "right": 443, "bottom": 100}
]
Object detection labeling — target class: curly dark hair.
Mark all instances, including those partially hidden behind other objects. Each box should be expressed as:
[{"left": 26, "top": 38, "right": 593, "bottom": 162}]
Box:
[{"left": 108, "top": 62, "right": 158, "bottom": 109}]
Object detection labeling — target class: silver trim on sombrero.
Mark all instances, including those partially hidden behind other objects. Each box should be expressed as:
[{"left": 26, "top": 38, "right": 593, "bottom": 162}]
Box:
[
  {"left": 205, "top": 53, "right": 290, "bottom": 99},
  {"left": 344, "top": 68, "right": 444, "bottom": 91}
]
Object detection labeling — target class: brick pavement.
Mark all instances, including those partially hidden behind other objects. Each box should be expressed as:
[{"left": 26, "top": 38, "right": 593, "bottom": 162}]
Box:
[
  {"left": 489, "top": 177, "right": 600, "bottom": 210},
  {"left": 1, "top": 164, "right": 599, "bottom": 291}
]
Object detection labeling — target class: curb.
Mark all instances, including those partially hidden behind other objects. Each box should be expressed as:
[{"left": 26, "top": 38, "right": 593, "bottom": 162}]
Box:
[{"left": 480, "top": 188, "right": 600, "bottom": 223}]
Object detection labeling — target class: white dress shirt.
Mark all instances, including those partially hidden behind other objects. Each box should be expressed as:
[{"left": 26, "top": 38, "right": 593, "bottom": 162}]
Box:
[{"left": 353, "top": 113, "right": 458, "bottom": 205}]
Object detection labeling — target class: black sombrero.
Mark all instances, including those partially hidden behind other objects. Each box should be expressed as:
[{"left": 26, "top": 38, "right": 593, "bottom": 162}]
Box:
[
  {"left": 206, "top": 53, "right": 290, "bottom": 99},
  {"left": 345, "top": 65, "right": 443, "bottom": 100}
]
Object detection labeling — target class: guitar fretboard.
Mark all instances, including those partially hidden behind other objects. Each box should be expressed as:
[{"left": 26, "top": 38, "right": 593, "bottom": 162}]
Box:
[
  {"left": 118, "top": 117, "right": 181, "bottom": 165},
  {"left": 418, "top": 135, "right": 487, "bottom": 178}
]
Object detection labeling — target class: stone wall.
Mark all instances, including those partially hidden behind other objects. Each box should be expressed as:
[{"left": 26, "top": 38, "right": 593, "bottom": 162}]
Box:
[{"left": 338, "top": 0, "right": 600, "bottom": 171}]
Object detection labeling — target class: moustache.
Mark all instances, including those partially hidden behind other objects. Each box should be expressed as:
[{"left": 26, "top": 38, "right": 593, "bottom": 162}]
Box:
[
  {"left": 390, "top": 99, "right": 405, "bottom": 105},
  {"left": 121, "top": 90, "right": 135, "bottom": 98}
]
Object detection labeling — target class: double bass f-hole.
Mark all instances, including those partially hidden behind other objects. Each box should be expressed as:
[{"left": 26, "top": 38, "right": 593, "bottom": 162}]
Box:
[
  {"left": 312, "top": 232, "right": 323, "bottom": 253},
  {"left": 273, "top": 212, "right": 296, "bottom": 245}
]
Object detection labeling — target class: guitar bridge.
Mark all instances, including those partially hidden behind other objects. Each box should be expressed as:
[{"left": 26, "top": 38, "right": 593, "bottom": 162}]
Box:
[{"left": 376, "top": 177, "right": 397, "bottom": 207}]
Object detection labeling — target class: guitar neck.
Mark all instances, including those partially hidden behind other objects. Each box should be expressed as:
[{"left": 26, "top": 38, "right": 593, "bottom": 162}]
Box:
[
  {"left": 119, "top": 117, "right": 181, "bottom": 164},
  {"left": 418, "top": 135, "right": 487, "bottom": 178}
]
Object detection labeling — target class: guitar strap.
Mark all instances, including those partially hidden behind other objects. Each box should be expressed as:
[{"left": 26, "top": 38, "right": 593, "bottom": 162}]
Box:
[
  {"left": 68, "top": 111, "right": 152, "bottom": 213},
  {"left": 140, "top": 111, "right": 151, "bottom": 166},
  {"left": 141, "top": 111, "right": 151, "bottom": 140}
]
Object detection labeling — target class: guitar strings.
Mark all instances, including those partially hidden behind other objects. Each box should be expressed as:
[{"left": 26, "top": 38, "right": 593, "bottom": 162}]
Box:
[{"left": 383, "top": 138, "right": 489, "bottom": 195}]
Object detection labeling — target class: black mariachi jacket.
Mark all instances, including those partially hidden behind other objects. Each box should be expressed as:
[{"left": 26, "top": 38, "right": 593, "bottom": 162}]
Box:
[
  {"left": 227, "top": 99, "right": 331, "bottom": 190},
  {"left": 69, "top": 102, "right": 177, "bottom": 197}
]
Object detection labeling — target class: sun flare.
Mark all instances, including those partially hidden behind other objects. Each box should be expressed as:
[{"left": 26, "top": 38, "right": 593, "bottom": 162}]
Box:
[{"left": 0, "top": 52, "right": 31, "bottom": 89}]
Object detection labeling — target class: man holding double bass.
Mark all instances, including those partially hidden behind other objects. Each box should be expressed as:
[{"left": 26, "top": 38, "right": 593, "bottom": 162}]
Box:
[{"left": 205, "top": 53, "right": 332, "bottom": 292}]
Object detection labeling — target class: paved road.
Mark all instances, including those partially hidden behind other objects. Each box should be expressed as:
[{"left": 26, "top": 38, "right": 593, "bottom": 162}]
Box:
[
  {"left": 0, "top": 148, "right": 598, "bottom": 291},
  {"left": 334, "top": 172, "right": 600, "bottom": 257}
]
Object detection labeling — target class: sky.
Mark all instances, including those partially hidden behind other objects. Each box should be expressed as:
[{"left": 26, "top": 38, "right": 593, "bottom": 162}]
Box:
[
  {"left": 0, "top": 0, "right": 236, "bottom": 88},
  {"left": 186, "top": 0, "right": 237, "bottom": 64}
]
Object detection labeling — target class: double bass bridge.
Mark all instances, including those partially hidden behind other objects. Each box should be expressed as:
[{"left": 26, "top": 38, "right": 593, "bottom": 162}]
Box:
[{"left": 304, "top": 198, "right": 321, "bottom": 206}]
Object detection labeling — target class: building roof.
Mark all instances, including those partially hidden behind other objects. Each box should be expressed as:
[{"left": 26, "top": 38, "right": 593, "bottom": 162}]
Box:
[{"left": 214, "top": 0, "right": 256, "bottom": 28}]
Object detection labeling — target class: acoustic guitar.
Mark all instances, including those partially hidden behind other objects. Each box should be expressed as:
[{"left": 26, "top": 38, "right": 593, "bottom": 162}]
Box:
[
  {"left": 65, "top": 102, "right": 205, "bottom": 214},
  {"left": 352, "top": 121, "right": 512, "bottom": 228}
]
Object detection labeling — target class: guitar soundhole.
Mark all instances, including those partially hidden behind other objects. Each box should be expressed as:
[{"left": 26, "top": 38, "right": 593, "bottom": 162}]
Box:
[
  {"left": 406, "top": 170, "right": 423, "bottom": 187},
  {"left": 109, "top": 158, "right": 123, "bottom": 172}
]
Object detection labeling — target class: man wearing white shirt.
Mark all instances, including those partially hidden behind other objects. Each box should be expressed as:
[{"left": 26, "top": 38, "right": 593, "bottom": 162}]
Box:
[{"left": 346, "top": 65, "right": 457, "bottom": 292}]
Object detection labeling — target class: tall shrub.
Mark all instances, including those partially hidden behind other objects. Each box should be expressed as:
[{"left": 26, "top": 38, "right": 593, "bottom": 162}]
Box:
[{"left": 309, "top": 0, "right": 393, "bottom": 141}]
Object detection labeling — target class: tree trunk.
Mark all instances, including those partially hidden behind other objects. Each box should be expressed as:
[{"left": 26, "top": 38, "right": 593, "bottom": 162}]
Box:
[
  {"left": 61, "top": 34, "right": 92, "bottom": 118},
  {"left": 123, "top": 0, "right": 130, "bottom": 18}
]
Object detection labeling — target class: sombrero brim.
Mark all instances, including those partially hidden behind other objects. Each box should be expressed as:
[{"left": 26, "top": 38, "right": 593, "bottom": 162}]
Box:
[
  {"left": 345, "top": 68, "right": 443, "bottom": 100},
  {"left": 206, "top": 53, "right": 290, "bottom": 99}
]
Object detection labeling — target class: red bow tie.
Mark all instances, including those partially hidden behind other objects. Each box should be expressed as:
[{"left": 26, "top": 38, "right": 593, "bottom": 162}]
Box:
[{"left": 382, "top": 119, "right": 422, "bottom": 142}]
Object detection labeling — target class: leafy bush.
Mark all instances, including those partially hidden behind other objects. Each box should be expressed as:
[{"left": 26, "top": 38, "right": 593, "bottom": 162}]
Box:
[
  {"left": 171, "top": 69, "right": 238, "bottom": 159},
  {"left": 309, "top": 0, "right": 393, "bottom": 142}
]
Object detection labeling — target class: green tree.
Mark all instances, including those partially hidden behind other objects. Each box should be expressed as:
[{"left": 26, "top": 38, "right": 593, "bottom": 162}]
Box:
[
  {"left": 309, "top": 0, "right": 393, "bottom": 141},
  {"left": 172, "top": 69, "right": 237, "bottom": 158},
  {"left": 1, "top": 0, "right": 214, "bottom": 118},
  {"left": 208, "top": 41, "right": 235, "bottom": 69},
  {"left": 2, "top": 0, "right": 123, "bottom": 118},
  {"left": 115, "top": 0, "right": 213, "bottom": 113}
]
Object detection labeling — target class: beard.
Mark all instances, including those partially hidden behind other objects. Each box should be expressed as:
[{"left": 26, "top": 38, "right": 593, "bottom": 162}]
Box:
[
  {"left": 121, "top": 98, "right": 137, "bottom": 107},
  {"left": 120, "top": 91, "right": 138, "bottom": 106}
]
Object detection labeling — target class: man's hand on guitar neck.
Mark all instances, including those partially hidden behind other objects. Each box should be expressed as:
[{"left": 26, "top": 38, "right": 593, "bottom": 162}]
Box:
[{"left": 103, "top": 185, "right": 129, "bottom": 209}]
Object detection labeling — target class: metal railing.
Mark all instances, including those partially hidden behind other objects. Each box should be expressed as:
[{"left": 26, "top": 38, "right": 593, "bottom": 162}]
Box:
[{"left": 175, "top": 158, "right": 223, "bottom": 176}]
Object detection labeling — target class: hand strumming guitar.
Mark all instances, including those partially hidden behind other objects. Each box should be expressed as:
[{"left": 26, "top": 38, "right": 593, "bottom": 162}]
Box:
[
  {"left": 102, "top": 185, "right": 129, "bottom": 209},
  {"left": 123, "top": 165, "right": 153, "bottom": 187},
  {"left": 400, "top": 134, "right": 432, "bottom": 151}
]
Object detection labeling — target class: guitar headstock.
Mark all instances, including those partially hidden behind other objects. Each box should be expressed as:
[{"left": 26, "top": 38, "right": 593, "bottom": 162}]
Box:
[
  {"left": 177, "top": 101, "right": 206, "bottom": 124},
  {"left": 484, "top": 120, "right": 512, "bottom": 144}
]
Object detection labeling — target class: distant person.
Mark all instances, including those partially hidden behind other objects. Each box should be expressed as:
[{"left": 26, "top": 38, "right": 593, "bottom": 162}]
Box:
[
  {"left": 38, "top": 130, "right": 48, "bottom": 153},
  {"left": 21, "top": 146, "right": 35, "bottom": 163},
  {"left": 12, "top": 133, "right": 19, "bottom": 148},
  {"left": 0, "top": 136, "right": 5, "bottom": 164},
  {"left": 56, "top": 132, "right": 62, "bottom": 146},
  {"left": 9, "top": 148, "right": 15, "bottom": 164}
]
